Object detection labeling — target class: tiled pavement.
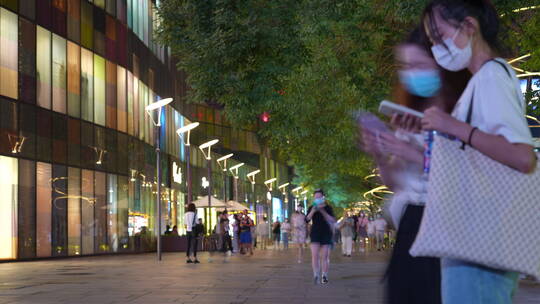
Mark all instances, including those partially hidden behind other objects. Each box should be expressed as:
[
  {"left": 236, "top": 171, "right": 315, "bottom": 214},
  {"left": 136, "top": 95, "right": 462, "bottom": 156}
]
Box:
[{"left": 0, "top": 248, "right": 538, "bottom": 303}]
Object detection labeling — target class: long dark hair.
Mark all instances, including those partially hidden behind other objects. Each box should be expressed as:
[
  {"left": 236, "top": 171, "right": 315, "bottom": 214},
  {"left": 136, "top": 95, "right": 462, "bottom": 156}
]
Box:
[
  {"left": 187, "top": 203, "right": 196, "bottom": 212},
  {"left": 394, "top": 26, "right": 471, "bottom": 113},
  {"left": 423, "top": 0, "right": 502, "bottom": 53}
]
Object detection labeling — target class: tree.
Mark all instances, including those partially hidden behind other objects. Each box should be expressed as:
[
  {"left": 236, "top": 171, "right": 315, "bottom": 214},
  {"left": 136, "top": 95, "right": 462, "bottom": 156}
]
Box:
[{"left": 157, "top": 0, "right": 540, "bottom": 206}]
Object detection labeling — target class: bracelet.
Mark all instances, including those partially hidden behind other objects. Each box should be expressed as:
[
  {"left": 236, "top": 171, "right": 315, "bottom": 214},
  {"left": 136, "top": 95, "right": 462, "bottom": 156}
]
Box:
[{"left": 468, "top": 127, "right": 478, "bottom": 146}]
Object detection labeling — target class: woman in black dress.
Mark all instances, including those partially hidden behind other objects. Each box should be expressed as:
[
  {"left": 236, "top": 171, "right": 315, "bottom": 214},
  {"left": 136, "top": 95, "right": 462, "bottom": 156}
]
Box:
[{"left": 305, "top": 189, "right": 335, "bottom": 285}]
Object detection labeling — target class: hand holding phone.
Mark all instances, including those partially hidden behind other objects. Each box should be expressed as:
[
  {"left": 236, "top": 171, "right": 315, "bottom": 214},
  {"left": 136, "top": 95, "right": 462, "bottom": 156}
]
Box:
[{"left": 379, "top": 100, "right": 424, "bottom": 119}]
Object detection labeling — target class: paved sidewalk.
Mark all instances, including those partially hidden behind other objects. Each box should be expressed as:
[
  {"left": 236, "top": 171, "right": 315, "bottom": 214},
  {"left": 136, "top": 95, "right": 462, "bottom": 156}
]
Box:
[{"left": 0, "top": 248, "right": 538, "bottom": 303}]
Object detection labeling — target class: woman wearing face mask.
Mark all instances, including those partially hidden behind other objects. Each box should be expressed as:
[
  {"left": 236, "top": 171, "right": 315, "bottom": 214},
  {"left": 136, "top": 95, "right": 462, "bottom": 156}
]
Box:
[
  {"left": 360, "top": 27, "right": 469, "bottom": 304},
  {"left": 419, "top": 1, "right": 536, "bottom": 303},
  {"left": 305, "top": 189, "right": 336, "bottom": 285}
]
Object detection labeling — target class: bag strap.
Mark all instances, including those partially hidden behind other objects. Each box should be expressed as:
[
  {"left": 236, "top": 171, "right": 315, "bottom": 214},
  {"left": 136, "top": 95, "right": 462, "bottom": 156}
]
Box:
[
  {"left": 192, "top": 211, "right": 197, "bottom": 228},
  {"left": 461, "top": 59, "right": 513, "bottom": 149}
]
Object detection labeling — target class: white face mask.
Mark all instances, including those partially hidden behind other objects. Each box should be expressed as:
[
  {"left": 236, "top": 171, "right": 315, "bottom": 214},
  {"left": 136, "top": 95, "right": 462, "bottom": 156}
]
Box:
[{"left": 431, "top": 26, "right": 472, "bottom": 71}]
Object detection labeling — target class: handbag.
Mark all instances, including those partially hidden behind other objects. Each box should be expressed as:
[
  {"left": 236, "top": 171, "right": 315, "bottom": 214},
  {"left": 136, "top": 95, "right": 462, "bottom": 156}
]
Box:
[{"left": 410, "top": 60, "right": 540, "bottom": 279}]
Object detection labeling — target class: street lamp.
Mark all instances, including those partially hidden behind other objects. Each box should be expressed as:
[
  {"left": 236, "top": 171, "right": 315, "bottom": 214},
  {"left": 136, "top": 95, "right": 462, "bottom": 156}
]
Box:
[
  {"left": 217, "top": 153, "right": 234, "bottom": 201},
  {"left": 229, "top": 163, "right": 244, "bottom": 202},
  {"left": 145, "top": 97, "right": 173, "bottom": 261},
  {"left": 199, "top": 139, "right": 219, "bottom": 233},
  {"left": 264, "top": 178, "right": 277, "bottom": 222},
  {"left": 278, "top": 183, "right": 289, "bottom": 221},
  {"left": 247, "top": 169, "right": 260, "bottom": 217},
  {"left": 177, "top": 122, "right": 200, "bottom": 208}
]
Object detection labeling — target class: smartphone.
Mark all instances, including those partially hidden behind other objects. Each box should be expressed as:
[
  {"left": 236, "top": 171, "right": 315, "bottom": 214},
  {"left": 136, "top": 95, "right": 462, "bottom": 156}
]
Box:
[{"left": 378, "top": 100, "right": 424, "bottom": 119}]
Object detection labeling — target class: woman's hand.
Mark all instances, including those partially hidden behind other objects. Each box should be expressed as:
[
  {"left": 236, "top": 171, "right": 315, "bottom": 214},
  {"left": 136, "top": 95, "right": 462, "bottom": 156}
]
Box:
[
  {"left": 358, "top": 128, "right": 383, "bottom": 156},
  {"left": 377, "top": 132, "right": 423, "bottom": 164},
  {"left": 421, "top": 106, "right": 463, "bottom": 135}
]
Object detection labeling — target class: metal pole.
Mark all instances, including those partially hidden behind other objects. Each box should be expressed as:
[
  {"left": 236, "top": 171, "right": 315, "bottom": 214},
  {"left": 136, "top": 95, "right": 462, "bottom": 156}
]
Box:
[
  {"left": 156, "top": 126, "right": 162, "bottom": 261},
  {"left": 223, "top": 171, "right": 227, "bottom": 202},
  {"left": 186, "top": 145, "right": 192, "bottom": 206},
  {"left": 207, "top": 158, "right": 212, "bottom": 234}
]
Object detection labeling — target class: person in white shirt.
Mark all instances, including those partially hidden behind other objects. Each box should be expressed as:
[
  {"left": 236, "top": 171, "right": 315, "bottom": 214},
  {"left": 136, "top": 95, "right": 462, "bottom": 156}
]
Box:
[
  {"left": 256, "top": 217, "right": 270, "bottom": 250},
  {"left": 184, "top": 203, "right": 199, "bottom": 263},
  {"left": 374, "top": 214, "right": 387, "bottom": 251},
  {"left": 291, "top": 206, "right": 307, "bottom": 263},
  {"left": 339, "top": 212, "right": 355, "bottom": 257},
  {"left": 367, "top": 216, "right": 376, "bottom": 250}
]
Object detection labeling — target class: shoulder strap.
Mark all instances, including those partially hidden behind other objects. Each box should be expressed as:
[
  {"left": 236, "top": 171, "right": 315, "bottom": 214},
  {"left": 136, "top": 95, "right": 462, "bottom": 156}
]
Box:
[
  {"left": 192, "top": 211, "right": 197, "bottom": 227},
  {"left": 461, "top": 59, "right": 513, "bottom": 149}
]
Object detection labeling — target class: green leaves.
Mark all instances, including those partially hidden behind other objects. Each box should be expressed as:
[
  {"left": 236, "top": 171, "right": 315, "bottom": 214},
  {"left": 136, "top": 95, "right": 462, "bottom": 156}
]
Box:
[{"left": 157, "top": 0, "right": 539, "bottom": 207}]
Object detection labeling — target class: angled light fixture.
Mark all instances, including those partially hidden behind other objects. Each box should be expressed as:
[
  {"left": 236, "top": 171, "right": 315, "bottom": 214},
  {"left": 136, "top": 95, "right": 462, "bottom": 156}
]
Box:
[
  {"left": 217, "top": 153, "right": 234, "bottom": 171},
  {"left": 176, "top": 122, "right": 200, "bottom": 146},
  {"left": 229, "top": 163, "right": 245, "bottom": 179},
  {"left": 247, "top": 169, "right": 260, "bottom": 184},
  {"left": 199, "top": 139, "right": 219, "bottom": 159},
  {"left": 264, "top": 178, "right": 277, "bottom": 191},
  {"left": 145, "top": 97, "right": 173, "bottom": 126}
]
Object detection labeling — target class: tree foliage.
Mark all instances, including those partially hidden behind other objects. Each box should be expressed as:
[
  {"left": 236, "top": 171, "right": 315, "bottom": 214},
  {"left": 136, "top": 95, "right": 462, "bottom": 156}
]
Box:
[{"left": 157, "top": 0, "right": 540, "bottom": 207}]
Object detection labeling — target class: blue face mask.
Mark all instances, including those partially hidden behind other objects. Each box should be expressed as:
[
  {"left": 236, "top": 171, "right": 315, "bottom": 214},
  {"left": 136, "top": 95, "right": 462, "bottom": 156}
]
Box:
[
  {"left": 398, "top": 69, "right": 441, "bottom": 98},
  {"left": 313, "top": 198, "right": 324, "bottom": 205}
]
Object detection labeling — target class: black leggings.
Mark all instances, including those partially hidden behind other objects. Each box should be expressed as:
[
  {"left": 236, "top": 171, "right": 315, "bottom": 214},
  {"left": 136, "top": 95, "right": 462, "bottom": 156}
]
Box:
[
  {"left": 186, "top": 232, "right": 198, "bottom": 258},
  {"left": 221, "top": 232, "right": 232, "bottom": 252},
  {"left": 385, "top": 205, "right": 441, "bottom": 304}
]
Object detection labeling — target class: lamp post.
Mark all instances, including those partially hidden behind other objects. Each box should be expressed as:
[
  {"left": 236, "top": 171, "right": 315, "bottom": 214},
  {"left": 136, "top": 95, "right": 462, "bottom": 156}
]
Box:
[
  {"left": 247, "top": 169, "right": 260, "bottom": 216},
  {"left": 264, "top": 178, "right": 277, "bottom": 222},
  {"left": 199, "top": 139, "right": 219, "bottom": 233},
  {"left": 278, "top": 183, "right": 290, "bottom": 219},
  {"left": 292, "top": 186, "right": 302, "bottom": 210},
  {"left": 229, "top": 163, "right": 245, "bottom": 203},
  {"left": 176, "top": 122, "right": 200, "bottom": 208},
  {"left": 145, "top": 97, "right": 173, "bottom": 261},
  {"left": 217, "top": 153, "right": 234, "bottom": 202}
]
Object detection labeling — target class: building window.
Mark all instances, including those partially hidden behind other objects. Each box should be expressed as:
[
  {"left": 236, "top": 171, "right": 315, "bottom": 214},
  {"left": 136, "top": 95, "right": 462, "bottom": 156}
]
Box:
[
  {"left": 106, "top": 60, "right": 117, "bottom": 129},
  {"left": 36, "top": 26, "right": 51, "bottom": 109},
  {"left": 81, "top": 169, "right": 94, "bottom": 255},
  {"left": 67, "top": 41, "right": 81, "bottom": 117},
  {"left": 94, "top": 54, "right": 106, "bottom": 126},
  {"left": 68, "top": 167, "right": 81, "bottom": 255},
  {"left": 52, "top": 34, "right": 67, "bottom": 114},
  {"left": 18, "top": 159, "right": 36, "bottom": 259},
  {"left": 19, "top": 18, "right": 36, "bottom": 104},
  {"left": 67, "top": 0, "right": 80, "bottom": 43},
  {"left": 37, "top": 162, "right": 52, "bottom": 257},
  {"left": 0, "top": 155, "right": 18, "bottom": 259},
  {"left": 0, "top": 8, "right": 18, "bottom": 100},
  {"left": 51, "top": 164, "right": 67, "bottom": 256},
  {"left": 81, "top": 48, "right": 94, "bottom": 122}
]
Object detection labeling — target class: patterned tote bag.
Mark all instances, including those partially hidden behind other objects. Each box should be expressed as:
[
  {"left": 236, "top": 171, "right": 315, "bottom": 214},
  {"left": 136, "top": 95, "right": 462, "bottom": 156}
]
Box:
[{"left": 410, "top": 60, "right": 540, "bottom": 279}]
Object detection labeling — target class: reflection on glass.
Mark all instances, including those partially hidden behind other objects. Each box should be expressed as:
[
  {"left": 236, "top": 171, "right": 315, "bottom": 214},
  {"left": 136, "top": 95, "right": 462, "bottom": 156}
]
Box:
[
  {"left": 36, "top": 26, "right": 51, "bottom": 109},
  {"left": 52, "top": 34, "right": 67, "bottom": 113},
  {"left": 94, "top": 54, "right": 106, "bottom": 126},
  {"left": 52, "top": 165, "right": 67, "bottom": 256},
  {"left": 81, "top": 48, "right": 94, "bottom": 122},
  {"left": 117, "top": 66, "right": 127, "bottom": 132},
  {"left": 117, "top": 176, "right": 128, "bottom": 250},
  {"left": 67, "top": 42, "right": 80, "bottom": 117},
  {"left": 37, "top": 162, "right": 52, "bottom": 257},
  {"left": 68, "top": 167, "right": 81, "bottom": 255},
  {"left": 108, "top": 174, "right": 118, "bottom": 252},
  {"left": 0, "top": 156, "right": 17, "bottom": 259},
  {"left": 95, "top": 171, "right": 107, "bottom": 252},
  {"left": 0, "top": 8, "right": 18, "bottom": 99},
  {"left": 18, "top": 159, "right": 36, "bottom": 259},
  {"left": 81, "top": 169, "right": 94, "bottom": 255}
]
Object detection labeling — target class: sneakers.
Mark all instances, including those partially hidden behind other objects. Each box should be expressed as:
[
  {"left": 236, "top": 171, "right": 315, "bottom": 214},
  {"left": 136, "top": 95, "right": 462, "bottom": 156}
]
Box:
[
  {"left": 186, "top": 259, "right": 193, "bottom": 263},
  {"left": 194, "top": 259, "right": 200, "bottom": 264},
  {"left": 321, "top": 275, "right": 329, "bottom": 284}
]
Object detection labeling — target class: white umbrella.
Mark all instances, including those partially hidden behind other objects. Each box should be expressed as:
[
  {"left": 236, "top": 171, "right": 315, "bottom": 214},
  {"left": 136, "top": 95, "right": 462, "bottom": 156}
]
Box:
[
  {"left": 191, "top": 196, "right": 227, "bottom": 208},
  {"left": 224, "top": 200, "right": 248, "bottom": 211}
]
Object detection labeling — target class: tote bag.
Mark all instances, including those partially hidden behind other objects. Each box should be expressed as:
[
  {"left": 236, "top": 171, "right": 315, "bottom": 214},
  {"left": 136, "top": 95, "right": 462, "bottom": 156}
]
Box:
[{"left": 410, "top": 60, "right": 540, "bottom": 279}]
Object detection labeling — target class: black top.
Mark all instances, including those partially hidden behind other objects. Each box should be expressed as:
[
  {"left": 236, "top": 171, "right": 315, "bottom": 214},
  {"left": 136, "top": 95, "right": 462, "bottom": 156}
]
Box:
[{"left": 306, "top": 205, "right": 334, "bottom": 238}]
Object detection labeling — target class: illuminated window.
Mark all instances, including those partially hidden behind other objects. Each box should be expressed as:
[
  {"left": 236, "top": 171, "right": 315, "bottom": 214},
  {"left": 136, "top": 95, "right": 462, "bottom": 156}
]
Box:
[
  {"left": 18, "top": 159, "right": 36, "bottom": 259},
  {"left": 36, "top": 26, "right": 51, "bottom": 109},
  {"left": 52, "top": 165, "right": 67, "bottom": 256},
  {"left": 108, "top": 174, "right": 118, "bottom": 252},
  {"left": 106, "top": 61, "right": 117, "bottom": 129},
  {"left": 67, "top": 0, "right": 81, "bottom": 43},
  {"left": 94, "top": 54, "right": 106, "bottom": 126},
  {"left": 68, "top": 167, "right": 81, "bottom": 255},
  {"left": 0, "top": 156, "right": 17, "bottom": 259},
  {"left": 117, "top": 66, "right": 127, "bottom": 132},
  {"left": 67, "top": 42, "right": 81, "bottom": 117},
  {"left": 52, "top": 0, "right": 67, "bottom": 36},
  {"left": 52, "top": 34, "right": 67, "bottom": 114},
  {"left": 81, "top": 0, "right": 93, "bottom": 49},
  {"left": 0, "top": 8, "right": 18, "bottom": 100},
  {"left": 81, "top": 48, "right": 94, "bottom": 122},
  {"left": 19, "top": 18, "right": 36, "bottom": 104},
  {"left": 81, "top": 169, "right": 94, "bottom": 254},
  {"left": 37, "top": 162, "right": 52, "bottom": 257},
  {"left": 95, "top": 171, "right": 107, "bottom": 252}
]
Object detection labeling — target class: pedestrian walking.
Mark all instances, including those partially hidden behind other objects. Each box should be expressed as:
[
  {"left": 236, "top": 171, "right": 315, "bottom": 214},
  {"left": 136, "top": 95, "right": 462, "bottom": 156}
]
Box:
[
  {"left": 184, "top": 203, "right": 200, "bottom": 264},
  {"left": 272, "top": 219, "right": 281, "bottom": 250},
  {"left": 356, "top": 211, "right": 369, "bottom": 252},
  {"left": 291, "top": 206, "right": 307, "bottom": 263},
  {"left": 338, "top": 212, "right": 355, "bottom": 257},
  {"left": 367, "top": 216, "right": 375, "bottom": 250},
  {"left": 232, "top": 214, "right": 240, "bottom": 253},
  {"left": 374, "top": 214, "right": 387, "bottom": 251},
  {"left": 306, "top": 189, "right": 336, "bottom": 285},
  {"left": 415, "top": 1, "right": 537, "bottom": 302},
  {"left": 239, "top": 210, "right": 254, "bottom": 255},
  {"left": 220, "top": 210, "right": 232, "bottom": 256},
  {"left": 256, "top": 217, "right": 270, "bottom": 250},
  {"left": 281, "top": 218, "right": 291, "bottom": 250}
]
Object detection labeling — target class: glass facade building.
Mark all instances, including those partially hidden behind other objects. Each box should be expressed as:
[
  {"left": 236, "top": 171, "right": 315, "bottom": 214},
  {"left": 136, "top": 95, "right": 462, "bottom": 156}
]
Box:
[{"left": 0, "top": 0, "right": 291, "bottom": 260}]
